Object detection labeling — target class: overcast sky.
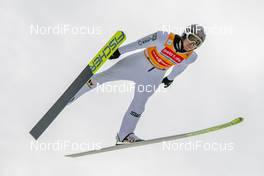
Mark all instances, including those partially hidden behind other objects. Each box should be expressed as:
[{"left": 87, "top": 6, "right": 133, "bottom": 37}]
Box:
[{"left": 1, "top": 0, "right": 263, "bottom": 175}]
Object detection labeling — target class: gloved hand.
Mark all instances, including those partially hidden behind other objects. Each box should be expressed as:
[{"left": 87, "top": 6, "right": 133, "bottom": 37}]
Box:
[
  {"left": 162, "top": 77, "right": 174, "bottom": 88},
  {"left": 109, "top": 49, "right": 121, "bottom": 60}
]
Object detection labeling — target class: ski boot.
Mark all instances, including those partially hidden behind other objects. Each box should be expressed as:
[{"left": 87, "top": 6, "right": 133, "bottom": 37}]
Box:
[{"left": 116, "top": 133, "right": 144, "bottom": 145}]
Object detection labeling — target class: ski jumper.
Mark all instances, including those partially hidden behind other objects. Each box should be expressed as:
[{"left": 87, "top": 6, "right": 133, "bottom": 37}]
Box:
[{"left": 69, "top": 31, "right": 198, "bottom": 141}]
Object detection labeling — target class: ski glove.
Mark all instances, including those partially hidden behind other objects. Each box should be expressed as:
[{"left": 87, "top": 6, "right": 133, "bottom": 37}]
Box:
[
  {"left": 162, "top": 77, "right": 174, "bottom": 88},
  {"left": 109, "top": 49, "right": 121, "bottom": 60}
]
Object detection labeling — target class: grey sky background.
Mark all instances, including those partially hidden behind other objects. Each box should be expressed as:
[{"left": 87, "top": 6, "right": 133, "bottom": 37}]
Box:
[{"left": 1, "top": 0, "right": 263, "bottom": 175}]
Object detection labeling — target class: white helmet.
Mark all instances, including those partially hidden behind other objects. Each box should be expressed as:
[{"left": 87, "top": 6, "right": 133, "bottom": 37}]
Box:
[{"left": 182, "top": 24, "right": 206, "bottom": 47}]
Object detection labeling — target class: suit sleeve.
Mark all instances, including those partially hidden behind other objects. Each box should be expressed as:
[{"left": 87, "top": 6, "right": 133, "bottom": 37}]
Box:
[
  {"left": 167, "top": 52, "right": 198, "bottom": 80},
  {"left": 167, "top": 64, "right": 188, "bottom": 80},
  {"left": 118, "top": 31, "right": 165, "bottom": 54}
]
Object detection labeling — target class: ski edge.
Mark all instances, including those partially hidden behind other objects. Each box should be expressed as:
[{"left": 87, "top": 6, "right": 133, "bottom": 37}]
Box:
[{"left": 65, "top": 117, "right": 244, "bottom": 157}]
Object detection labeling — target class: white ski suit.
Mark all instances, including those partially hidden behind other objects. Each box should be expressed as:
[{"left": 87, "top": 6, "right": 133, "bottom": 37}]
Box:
[{"left": 69, "top": 31, "right": 198, "bottom": 141}]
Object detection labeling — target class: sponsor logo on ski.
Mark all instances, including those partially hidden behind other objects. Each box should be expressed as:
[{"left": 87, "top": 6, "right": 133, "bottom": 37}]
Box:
[{"left": 89, "top": 32, "right": 126, "bottom": 73}]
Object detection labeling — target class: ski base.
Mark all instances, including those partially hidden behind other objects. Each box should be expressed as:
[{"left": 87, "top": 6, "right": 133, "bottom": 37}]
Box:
[
  {"left": 29, "top": 31, "right": 126, "bottom": 140},
  {"left": 65, "top": 117, "right": 243, "bottom": 157}
]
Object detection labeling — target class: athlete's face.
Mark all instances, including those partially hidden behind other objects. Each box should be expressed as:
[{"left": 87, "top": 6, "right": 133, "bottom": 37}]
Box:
[{"left": 183, "top": 38, "right": 197, "bottom": 51}]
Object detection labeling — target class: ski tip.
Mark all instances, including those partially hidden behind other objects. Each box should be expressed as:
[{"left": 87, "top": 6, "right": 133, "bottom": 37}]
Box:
[
  {"left": 232, "top": 117, "right": 244, "bottom": 124},
  {"left": 116, "top": 31, "right": 126, "bottom": 38},
  {"left": 238, "top": 117, "right": 244, "bottom": 121},
  {"left": 117, "top": 30, "right": 125, "bottom": 34}
]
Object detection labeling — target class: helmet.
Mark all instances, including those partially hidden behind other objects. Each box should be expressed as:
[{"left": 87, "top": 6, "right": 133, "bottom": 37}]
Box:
[{"left": 182, "top": 24, "right": 206, "bottom": 48}]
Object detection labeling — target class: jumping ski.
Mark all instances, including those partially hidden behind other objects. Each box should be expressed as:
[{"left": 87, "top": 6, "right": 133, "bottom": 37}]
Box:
[
  {"left": 65, "top": 117, "right": 243, "bottom": 157},
  {"left": 30, "top": 31, "right": 126, "bottom": 140}
]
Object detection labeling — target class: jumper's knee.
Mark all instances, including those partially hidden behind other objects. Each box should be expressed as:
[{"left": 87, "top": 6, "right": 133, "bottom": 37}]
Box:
[{"left": 68, "top": 79, "right": 98, "bottom": 105}]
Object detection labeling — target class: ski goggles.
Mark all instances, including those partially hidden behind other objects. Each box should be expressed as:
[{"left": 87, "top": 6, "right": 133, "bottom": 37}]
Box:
[{"left": 186, "top": 33, "right": 203, "bottom": 47}]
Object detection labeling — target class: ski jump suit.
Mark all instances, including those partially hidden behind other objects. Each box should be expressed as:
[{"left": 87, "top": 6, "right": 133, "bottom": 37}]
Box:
[{"left": 69, "top": 31, "right": 198, "bottom": 141}]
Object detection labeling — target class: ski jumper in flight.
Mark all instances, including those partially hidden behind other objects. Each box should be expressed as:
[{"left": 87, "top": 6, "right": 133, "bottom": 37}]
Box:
[{"left": 68, "top": 24, "right": 206, "bottom": 144}]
